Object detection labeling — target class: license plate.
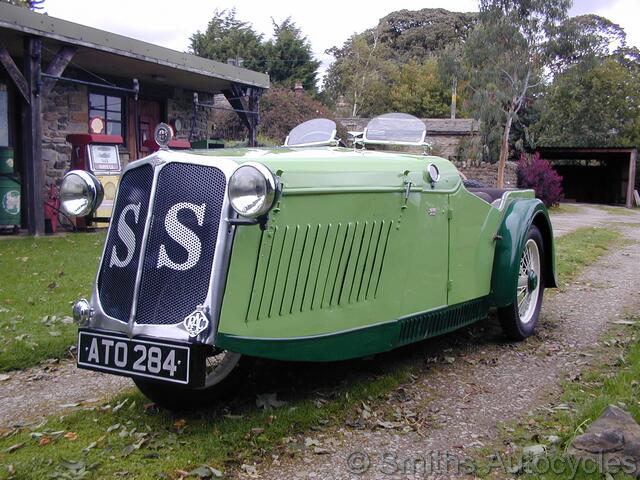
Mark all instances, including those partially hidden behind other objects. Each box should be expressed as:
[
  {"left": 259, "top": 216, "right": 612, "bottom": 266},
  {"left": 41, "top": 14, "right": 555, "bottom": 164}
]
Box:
[{"left": 78, "top": 331, "right": 191, "bottom": 385}]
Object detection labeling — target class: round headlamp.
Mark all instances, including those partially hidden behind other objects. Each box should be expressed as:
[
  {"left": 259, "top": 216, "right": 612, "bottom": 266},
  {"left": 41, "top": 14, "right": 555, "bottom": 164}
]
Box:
[
  {"left": 59, "top": 170, "right": 104, "bottom": 217},
  {"left": 228, "top": 162, "right": 279, "bottom": 218}
]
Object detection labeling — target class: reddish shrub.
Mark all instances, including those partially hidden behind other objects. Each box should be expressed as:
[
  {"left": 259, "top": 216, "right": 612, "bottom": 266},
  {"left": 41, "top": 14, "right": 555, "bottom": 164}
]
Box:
[
  {"left": 517, "top": 153, "right": 564, "bottom": 207},
  {"left": 211, "top": 86, "right": 345, "bottom": 144}
]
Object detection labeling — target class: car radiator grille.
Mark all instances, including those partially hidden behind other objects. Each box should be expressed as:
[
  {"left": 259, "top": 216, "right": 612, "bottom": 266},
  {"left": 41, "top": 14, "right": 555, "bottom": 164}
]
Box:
[{"left": 97, "top": 162, "right": 226, "bottom": 325}]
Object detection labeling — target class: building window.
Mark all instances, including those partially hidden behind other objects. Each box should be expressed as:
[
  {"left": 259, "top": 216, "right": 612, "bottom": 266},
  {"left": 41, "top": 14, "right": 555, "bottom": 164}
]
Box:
[{"left": 89, "top": 92, "right": 124, "bottom": 137}]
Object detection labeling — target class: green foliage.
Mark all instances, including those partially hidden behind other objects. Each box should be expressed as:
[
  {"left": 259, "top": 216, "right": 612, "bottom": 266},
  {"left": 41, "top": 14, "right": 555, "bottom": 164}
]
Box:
[
  {"left": 0, "top": 233, "right": 105, "bottom": 371},
  {"left": 190, "top": 11, "right": 320, "bottom": 92},
  {"left": 323, "top": 28, "right": 395, "bottom": 117},
  {"left": 546, "top": 14, "right": 627, "bottom": 74},
  {"left": 375, "top": 8, "right": 478, "bottom": 63},
  {"left": 534, "top": 57, "right": 640, "bottom": 147},
  {"left": 189, "top": 9, "right": 266, "bottom": 73},
  {"left": 448, "top": 0, "right": 570, "bottom": 166},
  {"left": 324, "top": 8, "right": 476, "bottom": 117},
  {"left": 388, "top": 59, "right": 451, "bottom": 118},
  {"left": 263, "top": 18, "right": 320, "bottom": 92}
]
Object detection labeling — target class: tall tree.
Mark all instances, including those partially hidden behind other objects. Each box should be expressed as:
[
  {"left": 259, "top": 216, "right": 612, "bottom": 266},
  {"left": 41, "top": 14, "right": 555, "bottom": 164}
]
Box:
[
  {"left": 323, "top": 28, "right": 394, "bottom": 117},
  {"left": 189, "top": 9, "right": 265, "bottom": 72},
  {"left": 534, "top": 54, "right": 640, "bottom": 148},
  {"left": 546, "top": 14, "right": 627, "bottom": 74},
  {"left": 375, "top": 8, "right": 478, "bottom": 62},
  {"left": 263, "top": 18, "right": 320, "bottom": 92},
  {"left": 388, "top": 59, "right": 451, "bottom": 118},
  {"left": 459, "top": 0, "right": 570, "bottom": 186},
  {"left": 324, "top": 8, "right": 477, "bottom": 117}
]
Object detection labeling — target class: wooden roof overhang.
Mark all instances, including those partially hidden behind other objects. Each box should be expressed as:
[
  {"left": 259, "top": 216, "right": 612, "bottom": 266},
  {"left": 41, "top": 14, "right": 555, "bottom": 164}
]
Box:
[{"left": 0, "top": 3, "right": 269, "bottom": 93}]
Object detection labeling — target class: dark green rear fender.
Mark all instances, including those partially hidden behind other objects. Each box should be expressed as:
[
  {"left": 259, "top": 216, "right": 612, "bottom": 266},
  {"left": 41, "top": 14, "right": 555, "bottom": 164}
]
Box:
[{"left": 490, "top": 199, "right": 557, "bottom": 307}]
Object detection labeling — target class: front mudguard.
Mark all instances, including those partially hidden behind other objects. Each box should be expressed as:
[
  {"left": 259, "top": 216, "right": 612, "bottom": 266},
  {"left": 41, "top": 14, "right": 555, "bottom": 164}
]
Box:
[{"left": 490, "top": 199, "right": 557, "bottom": 308}]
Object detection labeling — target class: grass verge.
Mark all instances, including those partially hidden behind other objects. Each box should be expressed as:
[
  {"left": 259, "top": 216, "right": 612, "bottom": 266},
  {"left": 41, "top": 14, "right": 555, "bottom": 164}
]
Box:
[
  {"left": 0, "top": 233, "right": 105, "bottom": 371},
  {"left": 549, "top": 204, "right": 582, "bottom": 216},
  {"left": 596, "top": 205, "right": 637, "bottom": 216},
  {"left": 0, "top": 226, "right": 627, "bottom": 479},
  {"left": 475, "top": 317, "right": 640, "bottom": 479},
  {"left": 553, "top": 227, "right": 624, "bottom": 286},
  {"left": 0, "top": 358, "right": 414, "bottom": 479}
]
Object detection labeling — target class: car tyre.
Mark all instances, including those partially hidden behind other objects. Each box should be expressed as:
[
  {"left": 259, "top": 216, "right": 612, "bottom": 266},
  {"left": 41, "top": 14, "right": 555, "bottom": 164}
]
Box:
[
  {"left": 498, "top": 225, "right": 545, "bottom": 341},
  {"left": 133, "top": 351, "right": 249, "bottom": 410}
]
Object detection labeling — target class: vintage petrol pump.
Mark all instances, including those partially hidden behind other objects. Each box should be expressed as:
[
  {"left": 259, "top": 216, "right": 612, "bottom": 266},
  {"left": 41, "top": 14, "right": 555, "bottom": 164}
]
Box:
[{"left": 66, "top": 133, "right": 123, "bottom": 228}]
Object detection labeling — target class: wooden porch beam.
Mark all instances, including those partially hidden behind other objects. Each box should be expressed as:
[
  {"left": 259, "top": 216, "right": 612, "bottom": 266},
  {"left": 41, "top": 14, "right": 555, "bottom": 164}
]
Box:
[
  {"left": 222, "top": 85, "right": 263, "bottom": 147},
  {"left": 627, "top": 148, "right": 637, "bottom": 208},
  {"left": 41, "top": 46, "right": 76, "bottom": 97},
  {"left": 21, "top": 36, "right": 45, "bottom": 236},
  {"left": 222, "top": 86, "right": 251, "bottom": 130},
  {"left": 0, "top": 44, "right": 30, "bottom": 104}
]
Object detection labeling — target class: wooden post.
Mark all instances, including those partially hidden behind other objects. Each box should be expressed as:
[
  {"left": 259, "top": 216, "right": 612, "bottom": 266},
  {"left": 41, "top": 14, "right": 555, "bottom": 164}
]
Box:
[
  {"left": 41, "top": 46, "right": 76, "bottom": 98},
  {"left": 223, "top": 85, "right": 263, "bottom": 147},
  {"left": 247, "top": 89, "right": 260, "bottom": 148},
  {"left": 21, "top": 36, "right": 44, "bottom": 236},
  {"left": 627, "top": 148, "right": 637, "bottom": 209}
]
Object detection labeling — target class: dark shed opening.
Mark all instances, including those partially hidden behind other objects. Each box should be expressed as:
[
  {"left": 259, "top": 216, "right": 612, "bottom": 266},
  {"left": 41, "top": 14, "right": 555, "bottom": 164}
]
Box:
[{"left": 536, "top": 147, "right": 638, "bottom": 208}]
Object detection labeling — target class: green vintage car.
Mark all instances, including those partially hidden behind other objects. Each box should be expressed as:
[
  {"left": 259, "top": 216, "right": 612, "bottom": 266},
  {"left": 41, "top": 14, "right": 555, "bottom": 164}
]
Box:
[{"left": 60, "top": 113, "right": 556, "bottom": 409}]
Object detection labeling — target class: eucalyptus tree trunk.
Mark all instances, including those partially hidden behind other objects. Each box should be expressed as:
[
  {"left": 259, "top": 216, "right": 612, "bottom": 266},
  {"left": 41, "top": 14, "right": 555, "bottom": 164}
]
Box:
[
  {"left": 450, "top": 78, "right": 457, "bottom": 119},
  {"left": 497, "top": 105, "right": 515, "bottom": 188}
]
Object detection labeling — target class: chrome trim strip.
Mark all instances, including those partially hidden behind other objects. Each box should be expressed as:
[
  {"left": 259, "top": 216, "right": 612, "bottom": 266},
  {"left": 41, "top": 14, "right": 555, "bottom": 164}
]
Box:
[{"left": 127, "top": 161, "right": 161, "bottom": 334}]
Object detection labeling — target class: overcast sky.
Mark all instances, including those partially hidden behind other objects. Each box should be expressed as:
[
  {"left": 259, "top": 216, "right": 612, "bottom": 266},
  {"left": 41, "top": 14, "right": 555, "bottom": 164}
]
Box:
[{"left": 43, "top": 0, "right": 640, "bottom": 82}]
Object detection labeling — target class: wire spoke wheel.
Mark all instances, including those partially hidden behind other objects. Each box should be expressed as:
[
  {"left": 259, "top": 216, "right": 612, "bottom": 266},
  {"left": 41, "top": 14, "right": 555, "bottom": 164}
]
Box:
[
  {"left": 498, "top": 225, "right": 546, "bottom": 341},
  {"left": 517, "top": 239, "right": 541, "bottom": 325},
  {"left": 200, "top": 350, "right": 242, "bottom": 389}
]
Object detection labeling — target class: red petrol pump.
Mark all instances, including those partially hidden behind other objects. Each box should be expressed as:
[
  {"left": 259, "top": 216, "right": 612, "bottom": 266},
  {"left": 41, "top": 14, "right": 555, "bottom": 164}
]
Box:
[{"left": 66, "top": 133, "right": 123, "bottom": 228}]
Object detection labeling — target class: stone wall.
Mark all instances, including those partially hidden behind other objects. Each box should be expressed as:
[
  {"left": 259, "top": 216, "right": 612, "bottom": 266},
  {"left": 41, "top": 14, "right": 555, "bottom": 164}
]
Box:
[
  {"left": 41, "top": 83, "right": 88, "bottom": 186},
  {"left": 453, "top": 160, "right": 519, "bottom": 188},
  {"left": 167, "top": 89, "right": 214, "bottom": 142}
]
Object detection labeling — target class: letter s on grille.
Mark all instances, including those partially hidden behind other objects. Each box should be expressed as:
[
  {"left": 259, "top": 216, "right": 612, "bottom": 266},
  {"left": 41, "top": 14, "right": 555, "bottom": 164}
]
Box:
[{"left": 97, "top": 162, "right": 226, "bottom": 325}]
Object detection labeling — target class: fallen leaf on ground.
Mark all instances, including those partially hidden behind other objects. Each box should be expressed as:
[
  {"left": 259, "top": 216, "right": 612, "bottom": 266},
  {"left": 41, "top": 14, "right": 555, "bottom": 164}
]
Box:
[
  {"left": 4, "top": 442, "right": 25, "bottom": 453},
  {"left": 256, "top": 393, "right": 287, "bottom": 410},
  {"left": 38, "top": 437, "right": 52, "bottom": 446},
  {"left": 188, "top": 465, "right": 223, "bottom": 478},
  {"left": 64, "top": 432, "right": 78, "bottom": 441},
  {"left": 240, "top": 464, "right": 258, "bottom": 476}
]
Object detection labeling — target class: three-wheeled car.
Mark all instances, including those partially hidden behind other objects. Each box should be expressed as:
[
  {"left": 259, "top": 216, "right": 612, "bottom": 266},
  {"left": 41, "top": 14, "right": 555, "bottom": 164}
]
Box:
[{"left": 60, "top": 113, "right": 556, "bottom": 409}]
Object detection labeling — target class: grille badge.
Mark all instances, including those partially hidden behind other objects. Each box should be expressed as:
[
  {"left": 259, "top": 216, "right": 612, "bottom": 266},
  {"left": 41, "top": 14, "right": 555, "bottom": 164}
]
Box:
[{"left": 183, "top": 306, "right": 210, "bottom": 337}]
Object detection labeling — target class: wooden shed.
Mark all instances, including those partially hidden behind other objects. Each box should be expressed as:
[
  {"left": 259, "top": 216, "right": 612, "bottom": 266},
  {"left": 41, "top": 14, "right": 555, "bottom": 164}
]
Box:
[{"left": 536, "top": 147, "right": 638, "bottom": 208}]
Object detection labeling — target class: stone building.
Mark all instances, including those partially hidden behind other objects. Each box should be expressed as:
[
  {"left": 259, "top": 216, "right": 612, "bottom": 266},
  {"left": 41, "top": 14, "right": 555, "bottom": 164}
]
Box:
[{"left": 0, "top": 3, "right": 269, "bottom": 234}]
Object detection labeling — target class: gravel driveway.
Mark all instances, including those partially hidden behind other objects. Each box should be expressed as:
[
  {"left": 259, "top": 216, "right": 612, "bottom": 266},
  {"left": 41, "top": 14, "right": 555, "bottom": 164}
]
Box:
[{"left": 0, "top": 204, "right": 639, "bottom": 461}]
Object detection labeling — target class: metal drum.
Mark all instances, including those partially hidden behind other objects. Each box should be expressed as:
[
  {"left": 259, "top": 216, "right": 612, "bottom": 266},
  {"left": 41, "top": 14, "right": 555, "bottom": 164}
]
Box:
[
  {"left": 0, "top": 175, "right": 20, "bottom": 230},
  {"left": 0, "top": 147, "right": 14, "bottom": 175}
]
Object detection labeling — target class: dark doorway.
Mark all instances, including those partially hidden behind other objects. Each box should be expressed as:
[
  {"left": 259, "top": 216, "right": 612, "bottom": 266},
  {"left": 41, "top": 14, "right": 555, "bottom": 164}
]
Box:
[
  {"left": 138, "top": 99, "right": 162, "bottom": 156},
  {"left": 553, "top": 160, "right": 628, "bottom": 205},
  {"left": 537, "top": 147, "right": 637, "bottom": 208}
]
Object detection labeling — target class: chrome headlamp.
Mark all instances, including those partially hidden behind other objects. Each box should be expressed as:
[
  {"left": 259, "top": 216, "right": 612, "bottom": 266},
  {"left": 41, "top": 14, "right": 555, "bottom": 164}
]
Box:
[
  {"left": 59, "top": 170, "right": 104, "bottom": 217},
  {"left": 228, "top": 162, "right": 279, "bottom": 218}
]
